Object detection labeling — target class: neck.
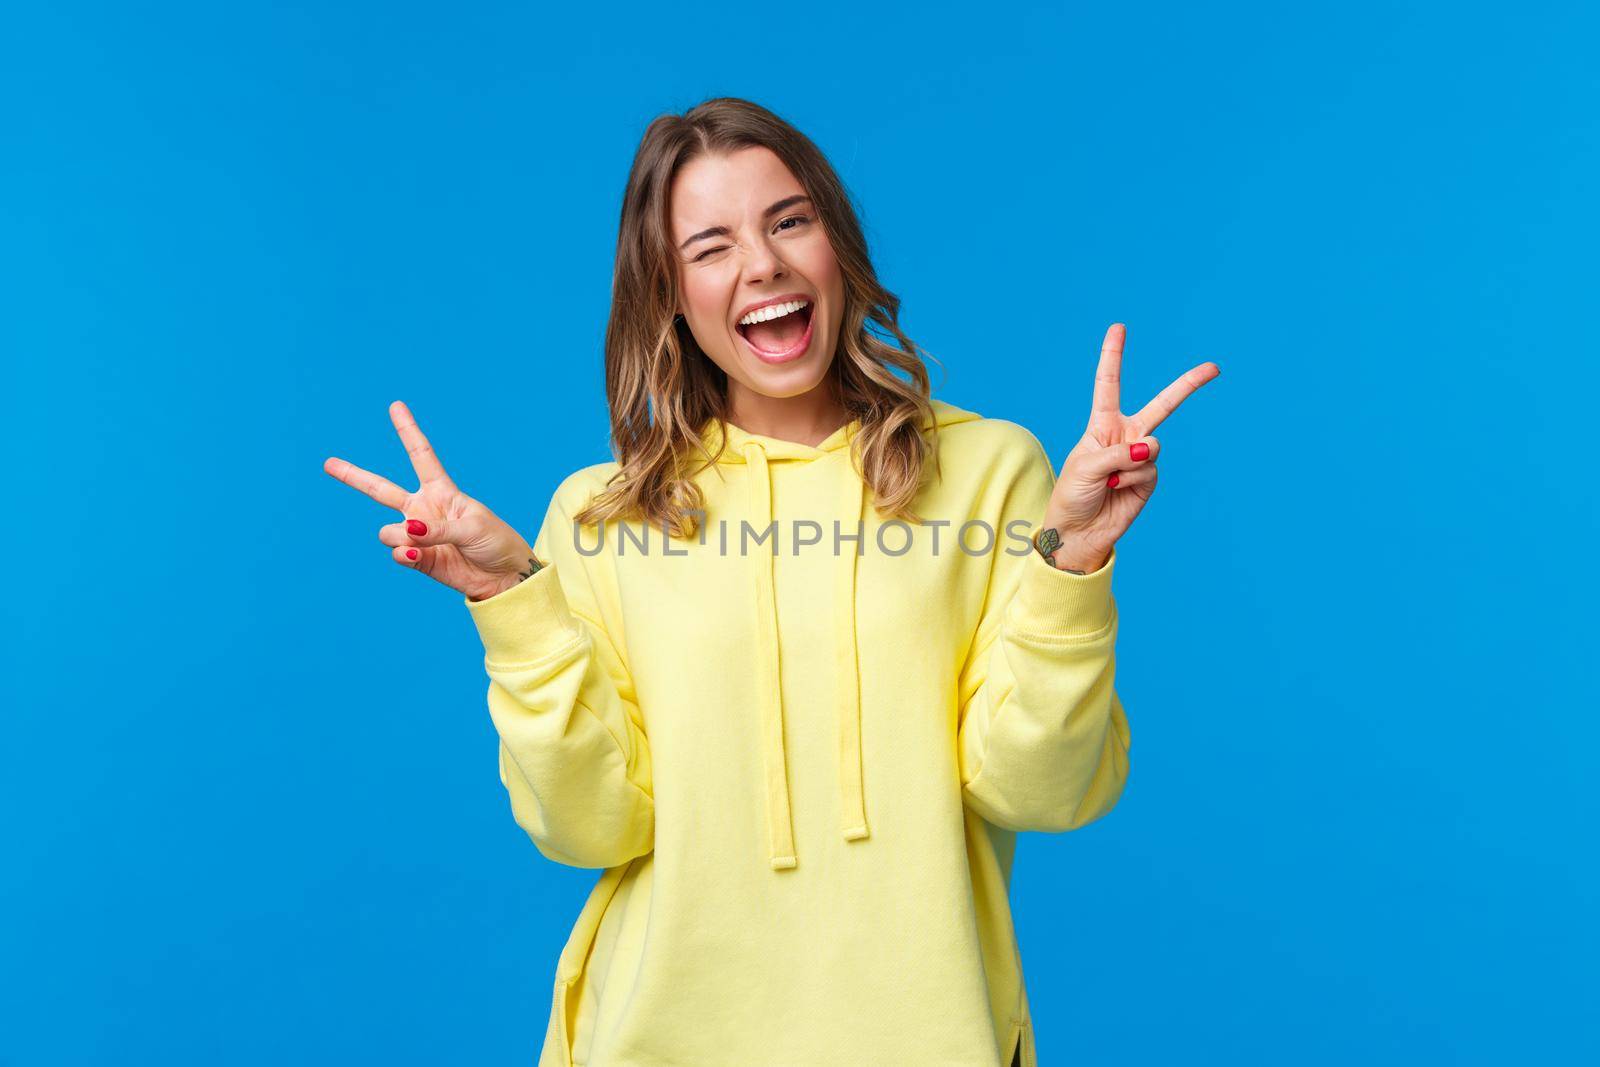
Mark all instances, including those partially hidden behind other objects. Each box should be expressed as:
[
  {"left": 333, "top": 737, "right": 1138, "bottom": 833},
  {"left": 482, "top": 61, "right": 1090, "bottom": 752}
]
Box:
[{"left": 724, "top": 379, "right": 850, "bottom": 447}]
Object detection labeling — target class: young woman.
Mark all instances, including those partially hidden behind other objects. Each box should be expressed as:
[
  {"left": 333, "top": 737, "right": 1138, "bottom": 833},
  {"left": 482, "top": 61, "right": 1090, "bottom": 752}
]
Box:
[{"left": 326, "top": 97, "right": 1217, "bottom": 1067}]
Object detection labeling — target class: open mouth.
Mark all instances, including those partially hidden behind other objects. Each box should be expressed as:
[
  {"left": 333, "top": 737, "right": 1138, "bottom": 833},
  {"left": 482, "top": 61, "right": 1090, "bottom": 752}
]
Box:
[{"left": 736, "top": 301, "right": 815, "bottom": 357}]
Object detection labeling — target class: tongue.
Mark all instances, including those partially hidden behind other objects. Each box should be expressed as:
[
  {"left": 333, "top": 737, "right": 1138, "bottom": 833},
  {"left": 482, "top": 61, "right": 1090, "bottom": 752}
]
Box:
[{"left": 744, "top": 311, "right": 807, "bottom": 352}]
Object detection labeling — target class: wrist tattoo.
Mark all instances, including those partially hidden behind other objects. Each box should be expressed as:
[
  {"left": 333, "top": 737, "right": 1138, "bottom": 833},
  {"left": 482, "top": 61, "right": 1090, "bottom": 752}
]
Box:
[
  {"left": 1032, "top": 526, "right": 1086, "bottom": 574},
  {"left": 517, "top": 554, "right": 545, "bottom": 581}
]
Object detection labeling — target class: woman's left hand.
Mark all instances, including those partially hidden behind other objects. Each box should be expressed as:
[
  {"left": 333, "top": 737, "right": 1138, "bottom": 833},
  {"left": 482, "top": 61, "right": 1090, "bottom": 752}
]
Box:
[{"left": 1039, "top": 323, "right": 1220, "bottom": 572}]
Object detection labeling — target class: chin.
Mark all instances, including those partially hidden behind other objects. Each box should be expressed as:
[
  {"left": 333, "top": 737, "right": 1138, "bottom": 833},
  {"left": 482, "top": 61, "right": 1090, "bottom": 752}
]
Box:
[{"left": 739, "top": 353, "right": 834, "bottom": 399}]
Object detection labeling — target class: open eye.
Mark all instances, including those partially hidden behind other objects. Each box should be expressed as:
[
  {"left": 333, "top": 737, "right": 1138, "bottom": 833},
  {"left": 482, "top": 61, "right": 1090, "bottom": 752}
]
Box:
[{"left": 776, "top": 214, "right": 810, "bottom": 232}]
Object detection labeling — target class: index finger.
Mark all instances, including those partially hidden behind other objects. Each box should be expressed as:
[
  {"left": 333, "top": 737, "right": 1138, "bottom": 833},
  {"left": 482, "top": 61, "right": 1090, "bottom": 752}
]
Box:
[
  {"left": 323, "top": 455, "right": 411, "bottom": 511},
  {"left": 1129, "top": 361, "right": 1221, "bottom": 435},
  {"left": 1091, "top": 323, "right": 1126, "bottom": 417},
  {"left": 390, "top": 400, "right": 455, "bottom": 488}
]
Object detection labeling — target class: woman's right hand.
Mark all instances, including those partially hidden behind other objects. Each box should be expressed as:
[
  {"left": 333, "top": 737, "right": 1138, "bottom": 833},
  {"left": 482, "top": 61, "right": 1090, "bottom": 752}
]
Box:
[{"left": 324, "top": 400, "right": 543, "bottom": 603}]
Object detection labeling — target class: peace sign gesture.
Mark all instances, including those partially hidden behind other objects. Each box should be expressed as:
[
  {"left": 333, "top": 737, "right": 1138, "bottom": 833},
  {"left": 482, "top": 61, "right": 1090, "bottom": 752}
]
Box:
[
  {"left": 323, "top": 401, "right": 543, "bottom": 602},
  {"left": 1038, "top": 324, "right": 1220, "bottom": 573}
]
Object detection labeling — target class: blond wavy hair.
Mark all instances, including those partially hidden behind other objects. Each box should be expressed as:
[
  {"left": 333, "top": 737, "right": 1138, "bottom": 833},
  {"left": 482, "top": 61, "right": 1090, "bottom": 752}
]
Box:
[{"left": 575, "top": 96, "right": 946, "bottom": 538}]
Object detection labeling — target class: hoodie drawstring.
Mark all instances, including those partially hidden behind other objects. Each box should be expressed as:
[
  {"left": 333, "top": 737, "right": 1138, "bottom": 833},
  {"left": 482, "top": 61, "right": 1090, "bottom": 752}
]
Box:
[
  {"left": 836, "top": 466, "right": 869, "bottom": 843},
  {"left": 741, "top": 437, "right": 870, "bottom": 871},
  {"left": 742, "top": 439, "right": 797, "bottom": 870}
]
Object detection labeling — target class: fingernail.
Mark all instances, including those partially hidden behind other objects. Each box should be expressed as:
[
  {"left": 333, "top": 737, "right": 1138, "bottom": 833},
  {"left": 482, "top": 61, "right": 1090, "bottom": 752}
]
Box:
[
  {"left": 1107, "top": 474, "right": 1120, "bottom": 488},
  {"left": 1129, "top": 442, "right": 1150, "bottom": 462},
  {"left": 405, "top": 548, "right": 419, "bottom": 561},
  {"left": 406, "top": 519, "right": 428, "bottom": 536}
]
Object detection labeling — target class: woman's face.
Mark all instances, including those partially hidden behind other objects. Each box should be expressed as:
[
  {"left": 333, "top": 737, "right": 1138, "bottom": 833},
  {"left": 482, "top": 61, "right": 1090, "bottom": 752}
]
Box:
[{"left": 670, "top": 146, "right": 846, "bottom": 405}]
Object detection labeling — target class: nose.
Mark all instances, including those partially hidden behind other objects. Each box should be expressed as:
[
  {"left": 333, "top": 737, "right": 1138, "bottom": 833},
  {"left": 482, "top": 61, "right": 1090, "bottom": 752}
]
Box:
[{"left": 741, "top": 233, "right": 787, "bottom": 286}]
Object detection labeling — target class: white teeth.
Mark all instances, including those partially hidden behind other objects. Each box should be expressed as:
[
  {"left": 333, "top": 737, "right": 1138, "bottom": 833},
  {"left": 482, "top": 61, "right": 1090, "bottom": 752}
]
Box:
[{"left": 738, "top": 299, "right": 810, "bottom": 327}]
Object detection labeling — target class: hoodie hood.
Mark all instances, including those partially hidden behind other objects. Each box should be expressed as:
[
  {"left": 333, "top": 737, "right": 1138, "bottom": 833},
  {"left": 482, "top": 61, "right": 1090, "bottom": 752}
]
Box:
[{"left": 694, "top": 398, "right": 984, "bottom": 871}]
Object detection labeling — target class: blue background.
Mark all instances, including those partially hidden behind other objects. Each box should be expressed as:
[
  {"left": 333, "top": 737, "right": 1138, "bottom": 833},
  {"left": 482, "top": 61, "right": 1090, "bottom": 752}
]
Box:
[{"left": 6, "top": 1, "right": 1596, "bottom": 1063}]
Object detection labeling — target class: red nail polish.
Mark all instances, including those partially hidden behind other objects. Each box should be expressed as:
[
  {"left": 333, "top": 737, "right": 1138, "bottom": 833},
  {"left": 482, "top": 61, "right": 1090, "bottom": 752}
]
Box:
[
  {"left": 1107, "top": 473, "right": 1120, "bottom": 488},
  {"left": 1129, "top": 442, "right": 1149, "bottom": 462},
  {"left": 406, "top": 519, "right": 428, "bottom": 536},
  {"left": 405, "top": 548, "right": 419, "bottom": 561}
]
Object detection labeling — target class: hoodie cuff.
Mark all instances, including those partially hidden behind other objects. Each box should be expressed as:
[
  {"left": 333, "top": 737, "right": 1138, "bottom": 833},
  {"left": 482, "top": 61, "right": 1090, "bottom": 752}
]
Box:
[
  {"left": 462, "top": 563, "right": 584, "bottom": 665},
  {"left": 1008, "top": 544, "right": 1117, "bottom": 637}
]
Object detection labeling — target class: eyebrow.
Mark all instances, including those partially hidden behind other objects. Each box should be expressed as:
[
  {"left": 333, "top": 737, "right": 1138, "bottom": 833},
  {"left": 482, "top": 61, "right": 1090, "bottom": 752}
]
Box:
[{"left": 678, "top": 195, "right": 814, "bottom": 252}]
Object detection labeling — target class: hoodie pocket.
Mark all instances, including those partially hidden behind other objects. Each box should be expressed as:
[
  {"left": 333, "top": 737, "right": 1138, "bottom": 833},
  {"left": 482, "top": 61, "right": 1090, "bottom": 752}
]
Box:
[
  {"left": 546, "top": 977, "right": 575, "bottom": 1067},
  {"left": 1006, "top": 1016, "right": 1036, "bottom": 1067},
  {"left": 545, "top": 862, "right": 635, "bottom": 1066}
]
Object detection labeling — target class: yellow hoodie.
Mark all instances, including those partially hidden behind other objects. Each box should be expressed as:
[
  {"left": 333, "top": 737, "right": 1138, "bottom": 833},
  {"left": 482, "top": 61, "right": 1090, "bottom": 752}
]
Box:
[{"left": 464, "top": 398, "right": 1130, "bottom": 1067}]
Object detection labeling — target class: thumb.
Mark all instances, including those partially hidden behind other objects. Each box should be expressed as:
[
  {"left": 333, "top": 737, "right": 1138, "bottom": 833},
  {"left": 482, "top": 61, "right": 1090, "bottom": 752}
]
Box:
[
  {"left": 1075, "top": 435, "right": 1160, "bottom": 482},
  {"left": 401, "top": 514, "right": 460, "bottom": 548}
]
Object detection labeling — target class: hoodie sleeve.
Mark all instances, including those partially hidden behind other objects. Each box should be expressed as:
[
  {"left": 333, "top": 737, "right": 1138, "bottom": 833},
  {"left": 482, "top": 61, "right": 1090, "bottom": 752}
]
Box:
[
  {"left": 956, "top": 434, "right": 1131, "bottom": 834},
  {"left": 462, "top": 476, "right": 655, "bottom": 869}
]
